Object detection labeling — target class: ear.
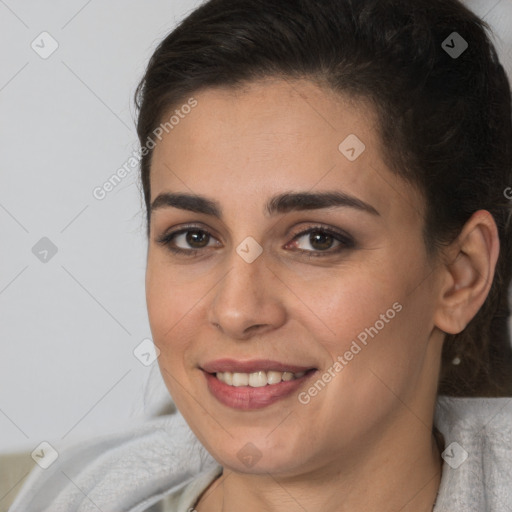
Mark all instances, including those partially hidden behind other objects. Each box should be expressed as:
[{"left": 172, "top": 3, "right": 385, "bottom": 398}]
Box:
[{"left": 433, "top": 210, "right": 500, "bottom": 335}]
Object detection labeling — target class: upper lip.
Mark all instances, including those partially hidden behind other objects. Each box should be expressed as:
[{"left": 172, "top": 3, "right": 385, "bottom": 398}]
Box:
[{"left": 201, "top": 359, "right": 316, "bottom": 374}]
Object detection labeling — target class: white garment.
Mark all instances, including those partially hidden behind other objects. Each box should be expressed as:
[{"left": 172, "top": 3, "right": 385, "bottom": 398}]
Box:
[{"left": 8, "top": 395, "right": 512, "bottom": 512}]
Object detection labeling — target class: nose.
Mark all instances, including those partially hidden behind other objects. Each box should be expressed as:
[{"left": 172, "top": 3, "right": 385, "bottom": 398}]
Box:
[{"left": 208, "top": 248, "right": 287, "bottom": 340}]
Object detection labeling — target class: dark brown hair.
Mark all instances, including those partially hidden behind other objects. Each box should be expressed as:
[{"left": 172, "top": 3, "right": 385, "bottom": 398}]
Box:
[{"left": 135, "top": 0, "right": 512, "bottom": 397}]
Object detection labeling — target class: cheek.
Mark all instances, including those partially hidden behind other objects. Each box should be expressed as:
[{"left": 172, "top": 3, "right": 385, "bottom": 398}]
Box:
[
  {"left": 145, "top": 258, "right": 192, "bottom": 358},
  {"left": 146, "top": 255, "right": 196, "bottom": 331},
  {"left": 299, "top": 264, "right": 420, "bottom": 384},
  {"left": 290, "top": 264, "right": 398, "bottom": 344},
  {"left": 146, "top": 265, "right": 194, "bottom": 402},
  {"left": 145, "top": 256, "right": 216, "bottom": 385},
  {"left": 327, "top": 286, "right": 432, "bottom": 404}
]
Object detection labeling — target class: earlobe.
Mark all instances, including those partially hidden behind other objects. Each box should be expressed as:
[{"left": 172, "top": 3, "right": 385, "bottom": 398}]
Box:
[{"left": 433, "top": 210, "right": 500, "bottom": 335}]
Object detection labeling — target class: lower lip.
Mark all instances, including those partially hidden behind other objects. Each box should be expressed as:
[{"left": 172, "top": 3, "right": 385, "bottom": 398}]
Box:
[{"left": 203, "top": 370, "right": 316, "bottom": 410}]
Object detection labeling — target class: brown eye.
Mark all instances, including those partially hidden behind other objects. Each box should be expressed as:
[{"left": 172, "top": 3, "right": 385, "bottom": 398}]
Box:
[
  {"left": 184, "top": 230, "right": 210, "bottom": 248},
  {"left": 287, "top": 226, "right": 354, "bottom": 257},
  {"left": 307, "top": 231, "right": 335, "bottom": 250},
  {"left": 156, "top": 226, "right": 220, "bottom": 257}
]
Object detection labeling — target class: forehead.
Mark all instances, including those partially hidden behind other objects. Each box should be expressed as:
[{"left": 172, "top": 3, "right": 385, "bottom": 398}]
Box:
[{"left": 149, "top": 77, "right": 424, "bottom": 223}]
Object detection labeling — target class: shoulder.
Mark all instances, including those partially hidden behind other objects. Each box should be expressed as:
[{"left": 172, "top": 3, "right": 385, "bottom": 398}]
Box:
[
  {"left": 433, "top": 396, "right": 512, "bottom": 512},
  {"left": 8, "top": 411, "right": 217, "bottom": 512}
]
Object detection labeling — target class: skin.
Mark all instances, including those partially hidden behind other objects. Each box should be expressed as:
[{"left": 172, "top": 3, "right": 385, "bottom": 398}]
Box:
[{"left": 145, "top": 77, "right": 499, "bottom": 512}]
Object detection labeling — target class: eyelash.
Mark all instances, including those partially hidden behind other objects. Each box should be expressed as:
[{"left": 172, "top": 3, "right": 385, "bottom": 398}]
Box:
[{"left": 156, "top": 223, "right": 354, "bottom": 259}]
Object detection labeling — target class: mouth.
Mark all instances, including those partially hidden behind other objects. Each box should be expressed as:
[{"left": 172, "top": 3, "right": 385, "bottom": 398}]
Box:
[
  {"left": 214, "top": 369, "right": 311, "bottom": 387},
  {"left": 200, "top": 359, "right": 318, "bottom": 410}
]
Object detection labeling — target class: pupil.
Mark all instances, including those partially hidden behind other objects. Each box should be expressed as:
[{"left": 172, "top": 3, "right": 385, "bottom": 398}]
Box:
[{"left": 311, "top": 231, "right": 333, "bottom": 250}]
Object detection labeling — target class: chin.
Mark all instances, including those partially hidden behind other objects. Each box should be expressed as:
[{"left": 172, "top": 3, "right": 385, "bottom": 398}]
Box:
[{"left": 209, "top": 435, "right": 309, "bottom": 476}]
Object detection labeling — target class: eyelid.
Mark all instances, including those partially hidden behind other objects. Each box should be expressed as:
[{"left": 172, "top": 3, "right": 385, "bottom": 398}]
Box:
[
  {"left": 155, "top": 223, "right": 220, "bottom": 254},
  {"left": 284, "top": 224, "right": 354, "bottom": 257},
  {"left": 287, "top": 224, "right": 353, "bottom": 245},
  {"left": 156, "top": 222, "right": 215, "bottom": 241},
  {"left": 156, "top": 222, "right": 354, "bottom": 257}
]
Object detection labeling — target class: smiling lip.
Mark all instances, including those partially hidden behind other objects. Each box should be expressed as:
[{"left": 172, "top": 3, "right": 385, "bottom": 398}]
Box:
[{"left": 200, "top": 359, "right": 317, "bottom": 410}]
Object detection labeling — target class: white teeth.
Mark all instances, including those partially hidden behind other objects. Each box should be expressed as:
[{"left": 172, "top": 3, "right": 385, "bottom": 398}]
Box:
[
  {"left": 249, "top": 371, "right": 267, "bottom": 387},
  {"left": 216, "top": 370, "right": 308, "bottom": 387},
  {"left": 266, "top": 370, "right": 283, "bottom": 385},
  {"left": 232, "top": 372, "right": 249, "bottom": 386}
]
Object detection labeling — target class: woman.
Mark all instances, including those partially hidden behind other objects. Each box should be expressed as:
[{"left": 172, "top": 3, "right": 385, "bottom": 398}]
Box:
[{"left": 9, "top": 0, "right": 512, "bottom": 510}]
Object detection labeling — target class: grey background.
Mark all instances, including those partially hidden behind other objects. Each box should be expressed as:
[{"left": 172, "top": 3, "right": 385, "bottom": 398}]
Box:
[{"left": 0, "top": 0, "right": 511, "bottom": 454}]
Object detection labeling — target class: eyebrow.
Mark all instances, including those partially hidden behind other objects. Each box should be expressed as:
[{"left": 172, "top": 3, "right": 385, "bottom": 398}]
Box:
[{"left": 150, "top": 191, "right": 380, "bottom": 218}]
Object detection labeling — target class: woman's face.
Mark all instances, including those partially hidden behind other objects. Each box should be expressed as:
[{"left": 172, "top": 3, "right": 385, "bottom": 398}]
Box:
[{"left": 146, "top": 78, "right": 445, "bottom": 476}]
